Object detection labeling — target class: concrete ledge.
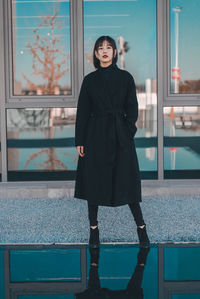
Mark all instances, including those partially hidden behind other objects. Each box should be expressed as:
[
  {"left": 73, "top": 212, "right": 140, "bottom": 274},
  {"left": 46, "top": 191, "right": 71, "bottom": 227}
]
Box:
[
  {"left": 0, "top": 186, "right": 75, "bottom": 199},
  {"left": 0, "top": 181, "right": 200, "bottom": 199}
]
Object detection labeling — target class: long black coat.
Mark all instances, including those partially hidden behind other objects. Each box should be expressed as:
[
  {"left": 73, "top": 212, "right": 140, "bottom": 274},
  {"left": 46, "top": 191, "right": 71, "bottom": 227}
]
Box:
[{"left": 74, "top": 63, "right": 141, "bottom": 207}]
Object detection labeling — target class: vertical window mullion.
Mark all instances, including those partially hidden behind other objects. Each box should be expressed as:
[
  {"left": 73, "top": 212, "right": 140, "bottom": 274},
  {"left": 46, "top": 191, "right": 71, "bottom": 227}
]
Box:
[
  {"left": 0, "top": 0, "right": 8, "bottom": 182},
  {"left": 157, "top": 0, "right": 166, "bottom": 180}
]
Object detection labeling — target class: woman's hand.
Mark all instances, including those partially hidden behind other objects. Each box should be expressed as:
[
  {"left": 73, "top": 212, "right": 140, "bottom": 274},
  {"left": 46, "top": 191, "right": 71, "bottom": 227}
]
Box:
[{"left": 76, "top": 146, "right": 85, "bottom": 157}]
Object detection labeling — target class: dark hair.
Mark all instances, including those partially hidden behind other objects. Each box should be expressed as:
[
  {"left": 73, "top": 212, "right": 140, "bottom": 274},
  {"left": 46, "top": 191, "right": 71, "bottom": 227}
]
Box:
[{"left": 93, "top": 35, "right": 118, "bottom": 69}]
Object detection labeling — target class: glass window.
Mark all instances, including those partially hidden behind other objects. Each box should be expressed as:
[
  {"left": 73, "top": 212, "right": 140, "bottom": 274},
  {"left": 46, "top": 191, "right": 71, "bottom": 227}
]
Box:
[
  {"left": 170, "top": 0, "right": 200, "bottom": 94},
  {"left": 12, "top": 0, "right": 71, "bottom": 96},
  {"left": 83, "top": 0, "right": 157, "bottom": 179},
  {"left": 10, "top": 249, "right": 81, "bottom": 282},
  {"left": 7, "top": 108, "right": 77, "bottom": 181},
  {"left": 164, "top": 106, "right": 200, "bottom": 179},
  {"left": 164, "top": 247, "right": 200, "bottom": 280}
]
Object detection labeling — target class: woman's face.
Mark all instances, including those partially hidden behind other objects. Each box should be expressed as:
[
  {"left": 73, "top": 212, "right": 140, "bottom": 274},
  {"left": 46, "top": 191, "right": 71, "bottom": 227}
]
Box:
[{"left": 95, "top": 40, "right": 117, "bottom": 67}]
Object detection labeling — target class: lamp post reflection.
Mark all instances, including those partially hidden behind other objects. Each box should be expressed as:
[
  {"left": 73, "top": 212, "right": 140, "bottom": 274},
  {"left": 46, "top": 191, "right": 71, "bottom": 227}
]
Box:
[{"left": 172, "top": 6, "right": 182, "bottom": 94}]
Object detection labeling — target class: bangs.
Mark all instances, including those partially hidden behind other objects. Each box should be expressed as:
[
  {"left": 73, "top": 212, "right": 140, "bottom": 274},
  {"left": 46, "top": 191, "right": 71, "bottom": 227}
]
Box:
[{"left": 97, "top": 41, "right": 112, "bottom": 48}]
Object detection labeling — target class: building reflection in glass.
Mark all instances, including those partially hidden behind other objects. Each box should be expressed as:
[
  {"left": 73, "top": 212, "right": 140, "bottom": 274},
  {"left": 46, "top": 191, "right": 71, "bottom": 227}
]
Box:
[
  {"left": 164, "top": 106, "right": 200, "bottom": 178},
  {"left": 7, "top": 108, "right": 77, "bottom": 181},
  {"left": 170, "top": 0, "right": 200, "bottom": 94}
]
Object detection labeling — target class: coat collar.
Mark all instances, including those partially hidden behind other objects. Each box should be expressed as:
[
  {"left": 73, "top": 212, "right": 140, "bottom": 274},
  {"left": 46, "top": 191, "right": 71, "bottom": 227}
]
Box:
[{"left": 97, "top": 63, "right": 118, "bottom": 72}]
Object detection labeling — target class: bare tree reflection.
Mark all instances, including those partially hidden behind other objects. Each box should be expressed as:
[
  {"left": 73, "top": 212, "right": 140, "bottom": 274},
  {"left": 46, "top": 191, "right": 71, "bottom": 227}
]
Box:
[
  {"left": 22, "top": 4, "right": 70, "bottom": 95},
  {"left": 8, "top": 108, "right": 77, "bottom": 171},
  {"left": 24, "top": 108, "right": 69, "bottom": 171}
]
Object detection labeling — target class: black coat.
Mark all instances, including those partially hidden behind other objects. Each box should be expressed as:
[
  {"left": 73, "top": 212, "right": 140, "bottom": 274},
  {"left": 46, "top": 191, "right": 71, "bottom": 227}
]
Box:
[{"left": 74, "top": 63, "right": 141, "bottom": 207}]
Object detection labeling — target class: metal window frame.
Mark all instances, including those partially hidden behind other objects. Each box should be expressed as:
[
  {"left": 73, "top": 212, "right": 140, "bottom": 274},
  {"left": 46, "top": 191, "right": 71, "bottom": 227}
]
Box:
[
  {"left": 158, "top": 0, "right": 200, "bottom": 184},
  {"left": 0, "top": 0, "right": 9, "bottom": 182},
  {"left": 164, "top": 0, "right": 200, "bottom": 104},
  {"left": 4, "top": 0, "right": 80, "bottom": 104},
  {"left": 0, "top": 0, "right": 200, "bottom": 185}
]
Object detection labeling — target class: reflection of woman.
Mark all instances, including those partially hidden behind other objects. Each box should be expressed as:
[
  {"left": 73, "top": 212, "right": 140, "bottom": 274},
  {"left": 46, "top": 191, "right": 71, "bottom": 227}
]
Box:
[
  {"left": 74, "top": 35, "right": 150, "bottom": 248},
  {"left": 75, "top": 246, "right": 150, "bottom": 299}
]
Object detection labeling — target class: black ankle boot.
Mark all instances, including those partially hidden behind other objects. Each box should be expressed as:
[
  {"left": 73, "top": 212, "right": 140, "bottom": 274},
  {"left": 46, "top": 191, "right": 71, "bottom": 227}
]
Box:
[
  {"left": 137, "top": 224, "right": 150, "bottom": 247},
  {"left": 89, "top": 226, "right": 100, "bottom": 248}
]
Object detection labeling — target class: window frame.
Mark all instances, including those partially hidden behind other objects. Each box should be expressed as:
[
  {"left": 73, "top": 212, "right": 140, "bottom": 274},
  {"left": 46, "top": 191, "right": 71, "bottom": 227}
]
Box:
[
  {"left": 4, "top": 0, "right": 83, "bottom": 105},
  {"left": 164, "top": 0, "right": 200, "bottom": 104}
]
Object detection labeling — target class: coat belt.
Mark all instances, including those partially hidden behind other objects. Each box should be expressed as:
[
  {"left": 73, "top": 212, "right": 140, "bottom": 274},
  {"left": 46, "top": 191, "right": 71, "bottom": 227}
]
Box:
[{"left": 90, "top": 110, "right": 127, "bottom": 165}]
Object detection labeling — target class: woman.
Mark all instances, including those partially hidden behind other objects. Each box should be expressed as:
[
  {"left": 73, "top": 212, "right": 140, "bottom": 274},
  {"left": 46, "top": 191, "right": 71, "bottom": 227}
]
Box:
[{"left": 74, "top": 35, "right": 150, "bottom": 248}]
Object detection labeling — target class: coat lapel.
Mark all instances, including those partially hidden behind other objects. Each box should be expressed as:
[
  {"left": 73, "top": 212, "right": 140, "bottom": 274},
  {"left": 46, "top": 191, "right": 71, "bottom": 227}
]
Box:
[
  {"left": 95, "top": 65, "right": 120, "bottom": 110},
  {"left": 95, "top": 70, "right": 113, "bottom": 110}
]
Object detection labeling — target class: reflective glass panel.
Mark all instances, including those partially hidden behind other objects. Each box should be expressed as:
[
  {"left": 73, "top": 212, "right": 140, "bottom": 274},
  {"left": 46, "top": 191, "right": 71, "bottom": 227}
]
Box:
[
  {"left": 164, "top": 106, "right": 200, "bottom": 179},
  {"left": 12, "top": 0, "right": 71, "bottom": 96},
  {"left": 164, "top": 247, "right": 200, "bottom": 280},
  {"left": 83, "top": 0, "right": 157, "bottom": 179},
  {"left": 0, "top": 245, "right": 157, "bottom": 299},
  {"left": 7, "top": 108, "right": 77, "bottom": 181},
  {"left": 10, "top": 249, "right": 81, "bottom": 282},
  {"left": 170, "top": 0, "right": 200, "bottom": 94}
]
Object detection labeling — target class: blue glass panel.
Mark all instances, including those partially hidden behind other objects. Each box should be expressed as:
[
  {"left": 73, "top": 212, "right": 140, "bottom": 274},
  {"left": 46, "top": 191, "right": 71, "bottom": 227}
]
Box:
[
  {"left": 10, "top": 249, "right": 81, "bottom": 282},
  {"left": 7, "top": 108, "right": 77, "bottom": 181},
  {"left": 164, "top": 106, "right": 200, "bottom": 179},
  {"left": 170, "top": 0, "right": 200, "bottom": 94},
  {"left": 164, "top": 247, "right": 200, "bottom": 280}
]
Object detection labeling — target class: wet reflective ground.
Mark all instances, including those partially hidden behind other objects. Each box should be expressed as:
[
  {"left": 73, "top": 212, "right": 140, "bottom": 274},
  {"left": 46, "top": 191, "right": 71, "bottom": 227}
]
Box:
[{"left": 0, "top": 243, "right": 200, "bottom": 299}]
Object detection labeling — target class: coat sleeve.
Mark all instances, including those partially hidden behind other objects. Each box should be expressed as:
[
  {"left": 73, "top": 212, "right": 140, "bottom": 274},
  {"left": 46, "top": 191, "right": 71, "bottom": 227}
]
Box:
[
  {"left": 124, "top": 75, "right": 138, "bottom": 138},
  {"left": 75, "top": 76, "right": 91, "bottom": 147}
]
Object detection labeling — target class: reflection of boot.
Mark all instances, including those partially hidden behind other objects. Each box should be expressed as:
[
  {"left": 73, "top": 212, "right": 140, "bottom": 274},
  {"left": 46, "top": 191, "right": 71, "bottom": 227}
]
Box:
[
  {"left": 137, "top": 246, "right": 150, "bottom": 266},
  {"left": 89, "top": 247, "right": 100, "bottom": 266},
  {"left": 126, "top": 247, "right": 150, "bottom": 298},
  {"left": 75, "top": 248, "right": 101, "bottom": 298},
  {"left": 126, "top": 264, "right": 144, "bottom": 297},
  {"left": 88, "top": 265, "right": 100, "bottom": 290},
  {"left": 137, "top": 224, "right": 150, "bottom": 247},
  {"left": 88, "top": 247, "right": 100, "bottom": 290},
  {"left": 89, "top": 226, "right": 100, "bottom": 248}
]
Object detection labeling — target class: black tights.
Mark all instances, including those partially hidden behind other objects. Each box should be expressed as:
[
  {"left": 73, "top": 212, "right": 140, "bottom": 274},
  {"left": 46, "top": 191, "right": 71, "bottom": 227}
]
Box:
[{"left": 87, "top": 202, "right": 145, "bottom": 227}]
